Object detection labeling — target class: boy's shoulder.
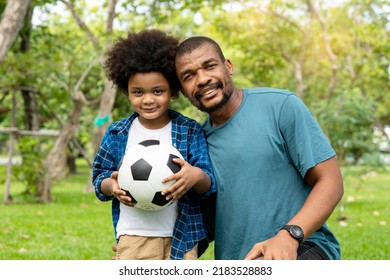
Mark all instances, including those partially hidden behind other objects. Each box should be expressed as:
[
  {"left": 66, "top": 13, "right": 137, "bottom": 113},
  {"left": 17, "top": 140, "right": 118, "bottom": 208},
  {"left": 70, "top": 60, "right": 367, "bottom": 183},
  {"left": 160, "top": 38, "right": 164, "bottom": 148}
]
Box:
[{"left": 106, "top": 114, "right": 135, "bottom": 135}]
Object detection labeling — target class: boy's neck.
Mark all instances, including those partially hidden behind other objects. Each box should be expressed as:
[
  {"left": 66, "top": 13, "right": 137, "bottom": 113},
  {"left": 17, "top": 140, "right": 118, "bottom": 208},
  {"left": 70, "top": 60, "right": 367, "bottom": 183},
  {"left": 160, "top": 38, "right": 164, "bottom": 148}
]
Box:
[{"left": 137, "top": 113, "right": 171, "bottom": 130}]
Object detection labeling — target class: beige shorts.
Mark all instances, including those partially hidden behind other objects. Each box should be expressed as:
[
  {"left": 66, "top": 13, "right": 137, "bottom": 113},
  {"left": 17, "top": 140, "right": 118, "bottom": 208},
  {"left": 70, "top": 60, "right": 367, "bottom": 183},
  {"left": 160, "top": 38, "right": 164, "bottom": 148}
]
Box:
[{"left": 116, "top": 235, "right": 198, "bottom": 260}]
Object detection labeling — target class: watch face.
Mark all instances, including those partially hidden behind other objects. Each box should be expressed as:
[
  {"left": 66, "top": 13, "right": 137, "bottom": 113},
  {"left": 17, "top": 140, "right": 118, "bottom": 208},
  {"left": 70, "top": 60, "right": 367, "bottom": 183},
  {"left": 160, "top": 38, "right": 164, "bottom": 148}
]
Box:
[{"left": 291, "top": 226, "right": 304, "bottom": 239}]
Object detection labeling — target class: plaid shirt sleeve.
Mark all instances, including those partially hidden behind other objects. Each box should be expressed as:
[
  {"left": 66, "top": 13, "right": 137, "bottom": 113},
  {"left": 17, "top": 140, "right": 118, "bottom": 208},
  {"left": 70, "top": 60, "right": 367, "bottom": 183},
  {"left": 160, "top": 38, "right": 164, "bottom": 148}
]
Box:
[
  {"left": 92, "top": 117, "right": 131, "bottom": 240},
  {"left": 93, "top": 143, "right": 115, "bottom": 201},
  {"left": 169, "top": 110, "right": 217, "bottom": 259}
]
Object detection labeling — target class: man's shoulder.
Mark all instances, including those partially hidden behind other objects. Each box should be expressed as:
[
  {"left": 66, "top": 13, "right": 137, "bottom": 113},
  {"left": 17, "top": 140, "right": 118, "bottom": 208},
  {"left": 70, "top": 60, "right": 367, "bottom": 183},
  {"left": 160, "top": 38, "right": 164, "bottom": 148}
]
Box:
[
  {"left": 244, "top": 88, "right": 304, "bottom": 112},
  {"left": 244, "top": 87, "right": 296, "bottom": 98}
]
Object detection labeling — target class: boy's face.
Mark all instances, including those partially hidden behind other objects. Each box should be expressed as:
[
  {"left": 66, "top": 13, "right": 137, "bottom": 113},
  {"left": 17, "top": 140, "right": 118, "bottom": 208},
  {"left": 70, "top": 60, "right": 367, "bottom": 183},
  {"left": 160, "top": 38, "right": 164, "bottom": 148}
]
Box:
[{"left": 128, "top": 72, "right": 172, "bottom": 129}]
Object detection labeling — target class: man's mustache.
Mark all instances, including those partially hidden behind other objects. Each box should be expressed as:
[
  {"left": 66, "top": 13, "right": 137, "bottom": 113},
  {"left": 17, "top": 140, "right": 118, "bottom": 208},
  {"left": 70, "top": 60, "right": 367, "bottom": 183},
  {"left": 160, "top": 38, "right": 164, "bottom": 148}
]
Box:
[{"left": 194, "top": 81, "right": 223, "bottom": 99}]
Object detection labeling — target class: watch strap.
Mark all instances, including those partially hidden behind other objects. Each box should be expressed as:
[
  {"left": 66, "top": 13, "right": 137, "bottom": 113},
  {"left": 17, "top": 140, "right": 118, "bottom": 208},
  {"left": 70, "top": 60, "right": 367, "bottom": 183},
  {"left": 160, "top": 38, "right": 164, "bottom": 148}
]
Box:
[{"left": 280, "top": 224, "right": 304, "bottom": 244}]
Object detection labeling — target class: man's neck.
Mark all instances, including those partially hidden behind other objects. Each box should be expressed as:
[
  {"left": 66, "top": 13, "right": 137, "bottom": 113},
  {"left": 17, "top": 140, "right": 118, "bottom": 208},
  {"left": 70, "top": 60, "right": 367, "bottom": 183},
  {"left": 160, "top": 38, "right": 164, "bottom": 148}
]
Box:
[{"left": 209, "top": 88, "right": 243, "bottom": 127}]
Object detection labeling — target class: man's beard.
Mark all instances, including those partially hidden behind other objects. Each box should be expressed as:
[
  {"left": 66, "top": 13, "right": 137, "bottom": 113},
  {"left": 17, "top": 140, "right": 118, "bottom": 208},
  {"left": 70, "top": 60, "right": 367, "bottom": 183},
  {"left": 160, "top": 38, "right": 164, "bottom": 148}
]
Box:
[{"left": 195, "top": 80, "right": 233, "bottom": 113}]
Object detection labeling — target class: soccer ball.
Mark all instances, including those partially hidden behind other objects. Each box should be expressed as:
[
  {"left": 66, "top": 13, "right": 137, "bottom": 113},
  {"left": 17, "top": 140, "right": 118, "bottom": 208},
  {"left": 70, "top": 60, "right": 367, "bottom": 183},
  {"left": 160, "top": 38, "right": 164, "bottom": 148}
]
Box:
[{"left": 117, "top": 139, "right": 183, "bottom": 211}]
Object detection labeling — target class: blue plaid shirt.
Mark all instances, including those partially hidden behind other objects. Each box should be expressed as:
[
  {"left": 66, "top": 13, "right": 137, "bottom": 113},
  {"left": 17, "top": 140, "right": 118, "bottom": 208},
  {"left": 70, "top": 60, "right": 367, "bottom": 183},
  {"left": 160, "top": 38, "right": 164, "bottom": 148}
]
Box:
[{"left": 92, "top": 110, "right": 216, "bottom": 260}]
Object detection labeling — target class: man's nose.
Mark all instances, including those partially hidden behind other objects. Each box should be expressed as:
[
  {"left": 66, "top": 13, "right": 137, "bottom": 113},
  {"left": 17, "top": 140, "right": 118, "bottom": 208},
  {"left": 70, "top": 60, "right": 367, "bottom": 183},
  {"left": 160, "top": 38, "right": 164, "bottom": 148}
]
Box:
[{"left": 196, "top": 69, "right": 212, "bottom": 86}]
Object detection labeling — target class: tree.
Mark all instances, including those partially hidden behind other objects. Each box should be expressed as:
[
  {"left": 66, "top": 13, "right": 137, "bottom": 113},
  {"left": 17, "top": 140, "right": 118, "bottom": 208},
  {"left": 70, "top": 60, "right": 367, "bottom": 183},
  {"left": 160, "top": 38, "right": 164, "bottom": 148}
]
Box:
[
  {"left": 0, "top": 0, "right": 33, "bottom": 63},
  {"left": 40, "top": 57, "right": 101, "bottom": 202},
  {"left": 59, "top": 0, "right": 119, "bottom": 193}
]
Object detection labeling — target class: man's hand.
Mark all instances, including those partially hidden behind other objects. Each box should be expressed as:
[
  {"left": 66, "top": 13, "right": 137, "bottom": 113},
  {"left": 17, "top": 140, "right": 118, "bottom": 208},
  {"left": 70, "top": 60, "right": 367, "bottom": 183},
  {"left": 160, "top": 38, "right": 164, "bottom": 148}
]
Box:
[{"left": 244, "top": 230, "right": 299, "bottom": 260}]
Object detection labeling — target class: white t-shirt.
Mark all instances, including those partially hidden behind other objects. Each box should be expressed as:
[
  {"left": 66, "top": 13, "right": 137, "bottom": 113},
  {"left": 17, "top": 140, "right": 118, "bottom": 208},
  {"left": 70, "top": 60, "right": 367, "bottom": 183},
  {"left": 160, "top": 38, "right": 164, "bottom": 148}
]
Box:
[{"left": 116, "top": 117, "right": 178, "bottom": 238}]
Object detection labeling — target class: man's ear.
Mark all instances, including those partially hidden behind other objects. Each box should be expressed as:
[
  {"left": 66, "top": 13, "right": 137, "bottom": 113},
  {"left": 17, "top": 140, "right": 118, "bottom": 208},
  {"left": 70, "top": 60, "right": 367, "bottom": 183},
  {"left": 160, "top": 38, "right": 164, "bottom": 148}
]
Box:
[{"left": 225, "top": 59, "right": 234, "bottom": 75}]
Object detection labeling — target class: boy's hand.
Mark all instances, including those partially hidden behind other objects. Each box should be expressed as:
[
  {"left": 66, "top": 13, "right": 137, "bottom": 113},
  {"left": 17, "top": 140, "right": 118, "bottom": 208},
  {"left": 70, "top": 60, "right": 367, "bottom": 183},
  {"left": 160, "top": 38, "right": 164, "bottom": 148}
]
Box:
[
  {"left": 161, "top": 158, "right": 204, "bottom": 201},
  {"left": 111, "top": 171, "right": 135, "bottom": 207},
  {"left": 112, "top": 243, "right": 117, "bottom": 260}
]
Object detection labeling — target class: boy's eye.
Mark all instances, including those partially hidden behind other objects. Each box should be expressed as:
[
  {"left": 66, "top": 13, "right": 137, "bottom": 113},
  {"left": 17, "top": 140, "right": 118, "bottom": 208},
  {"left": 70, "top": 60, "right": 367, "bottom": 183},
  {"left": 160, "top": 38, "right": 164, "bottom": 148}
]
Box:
[{"left": 154, "top": 89, "right": 164, "bottom": 95}]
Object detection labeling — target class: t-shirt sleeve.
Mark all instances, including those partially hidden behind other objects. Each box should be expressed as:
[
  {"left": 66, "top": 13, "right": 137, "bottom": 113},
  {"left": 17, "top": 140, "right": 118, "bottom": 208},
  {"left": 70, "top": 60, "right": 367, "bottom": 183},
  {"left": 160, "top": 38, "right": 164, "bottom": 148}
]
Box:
[{"left": 279, "top": 94, "right": 336, "bottom": 178}]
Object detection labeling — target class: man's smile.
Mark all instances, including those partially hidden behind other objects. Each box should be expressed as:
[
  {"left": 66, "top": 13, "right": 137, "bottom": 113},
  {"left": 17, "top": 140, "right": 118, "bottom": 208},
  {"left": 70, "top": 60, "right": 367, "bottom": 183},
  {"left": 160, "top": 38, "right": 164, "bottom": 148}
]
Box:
[{"left": 195, "top": 81, "right": 223, "bottom": 100}]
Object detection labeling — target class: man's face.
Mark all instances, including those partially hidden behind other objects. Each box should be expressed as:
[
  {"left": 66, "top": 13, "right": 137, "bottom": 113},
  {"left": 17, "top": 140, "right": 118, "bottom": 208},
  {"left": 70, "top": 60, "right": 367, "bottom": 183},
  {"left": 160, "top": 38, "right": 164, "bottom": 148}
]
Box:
[{"left": 175, "top": 44, "right": 234, "bottom": 113}]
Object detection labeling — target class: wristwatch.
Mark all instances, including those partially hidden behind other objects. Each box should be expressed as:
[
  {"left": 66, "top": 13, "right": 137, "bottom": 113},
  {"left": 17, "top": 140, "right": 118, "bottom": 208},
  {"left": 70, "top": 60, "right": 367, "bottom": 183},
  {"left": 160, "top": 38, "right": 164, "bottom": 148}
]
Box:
[{"left": 280, "top": 225, "right": 304, "bottom": 244}]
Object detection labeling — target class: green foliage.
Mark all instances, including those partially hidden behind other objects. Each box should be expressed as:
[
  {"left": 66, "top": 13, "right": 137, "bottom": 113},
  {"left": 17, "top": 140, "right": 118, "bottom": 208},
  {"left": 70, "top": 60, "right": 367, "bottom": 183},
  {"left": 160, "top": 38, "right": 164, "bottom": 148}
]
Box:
[
  {"left": 0, "top": 0, "right": 6, "bottom": 13},
  {"left": 170, "top": 94, "right": 208, "bottom": 124},
  {"left": 314, "top": 88, "right": 377, "bottom": 164},
  {"left": 12, "top": 137, "right": 48, "bottom": 199}
]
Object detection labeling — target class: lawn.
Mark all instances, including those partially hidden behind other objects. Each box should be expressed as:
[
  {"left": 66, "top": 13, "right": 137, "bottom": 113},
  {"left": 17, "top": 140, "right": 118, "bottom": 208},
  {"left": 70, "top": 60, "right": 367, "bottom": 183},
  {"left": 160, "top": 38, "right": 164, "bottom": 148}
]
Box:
[
  {"left": 1, "top": 162, "right": 389, "bottom": 260},
  {"left": 0, "top": 163, "right": 114, "bottom": 260}
]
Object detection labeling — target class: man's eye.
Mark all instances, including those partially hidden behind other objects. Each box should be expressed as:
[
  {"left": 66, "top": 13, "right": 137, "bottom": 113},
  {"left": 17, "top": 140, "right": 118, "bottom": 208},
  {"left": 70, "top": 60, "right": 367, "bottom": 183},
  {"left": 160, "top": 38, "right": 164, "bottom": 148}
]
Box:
[{"left": 183, "top": 74, "right": 192, "bottom": 81}]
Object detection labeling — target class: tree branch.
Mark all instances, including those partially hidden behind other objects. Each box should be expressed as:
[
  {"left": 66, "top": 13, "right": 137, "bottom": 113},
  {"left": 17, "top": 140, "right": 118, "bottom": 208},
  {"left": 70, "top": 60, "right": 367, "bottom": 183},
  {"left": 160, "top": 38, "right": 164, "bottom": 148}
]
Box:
[
  {"left": 106, "top": 0, "right": 117, "bottom": 35},
  {"left": 266, "top": 9, "right": 305, "bottom": 34},
  {"left": 60, "top": 0, "right": 101, "bottom": 50},
  {"left": 307, "top": 0, "right": 338, "bottom": 99},
  {"left": 73, "top": 56, "right": 101, "bottom": 97}
]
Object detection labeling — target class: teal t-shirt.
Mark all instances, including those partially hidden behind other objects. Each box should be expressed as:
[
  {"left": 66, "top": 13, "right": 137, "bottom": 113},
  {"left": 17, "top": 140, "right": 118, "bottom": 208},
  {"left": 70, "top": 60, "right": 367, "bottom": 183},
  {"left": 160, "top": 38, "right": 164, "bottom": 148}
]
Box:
[{"left": 203, "top": 88, "right": 340, "bottom": 260}]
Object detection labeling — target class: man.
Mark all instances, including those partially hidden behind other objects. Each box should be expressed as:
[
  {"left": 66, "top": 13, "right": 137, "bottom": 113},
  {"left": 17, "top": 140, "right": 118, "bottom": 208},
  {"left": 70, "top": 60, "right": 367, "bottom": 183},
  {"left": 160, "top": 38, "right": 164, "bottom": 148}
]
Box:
[{"left": 174, "top": 36, "right": 344, "bottom": 260}]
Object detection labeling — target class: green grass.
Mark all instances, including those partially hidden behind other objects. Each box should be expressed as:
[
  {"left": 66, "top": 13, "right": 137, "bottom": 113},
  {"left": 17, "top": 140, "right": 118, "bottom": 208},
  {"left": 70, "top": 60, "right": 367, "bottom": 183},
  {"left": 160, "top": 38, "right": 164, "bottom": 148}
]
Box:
[
  {"left": 0, "top": 162, "right": 114, "bottom": 260},
  {"left": 1, "top": 163, "right": 389, "bottom": 260},
  {"left": 326, "top": 166, "right": 390, "bottom": 259}
]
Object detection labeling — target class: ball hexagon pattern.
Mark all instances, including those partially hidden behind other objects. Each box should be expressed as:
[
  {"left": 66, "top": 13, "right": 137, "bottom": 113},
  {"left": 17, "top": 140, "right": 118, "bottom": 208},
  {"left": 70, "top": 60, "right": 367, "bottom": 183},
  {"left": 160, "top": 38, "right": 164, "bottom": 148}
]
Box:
[{"left": 117, "top": 140, "right": 183, "bottom": 211}]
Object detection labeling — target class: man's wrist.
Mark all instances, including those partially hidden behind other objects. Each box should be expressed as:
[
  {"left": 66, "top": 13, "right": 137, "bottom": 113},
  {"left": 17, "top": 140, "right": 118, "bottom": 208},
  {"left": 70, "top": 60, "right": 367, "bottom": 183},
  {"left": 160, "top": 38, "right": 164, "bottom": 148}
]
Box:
[{"left": 280, "top": 225, "right": 304, "bottom": 244}]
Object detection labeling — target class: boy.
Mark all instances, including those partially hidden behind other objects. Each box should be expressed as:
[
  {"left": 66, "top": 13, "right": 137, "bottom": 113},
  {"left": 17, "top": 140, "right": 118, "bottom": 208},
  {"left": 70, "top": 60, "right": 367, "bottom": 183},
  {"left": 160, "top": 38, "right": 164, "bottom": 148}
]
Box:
[{"left": 92, "top": 30, "right": 216, "bottom": 260}]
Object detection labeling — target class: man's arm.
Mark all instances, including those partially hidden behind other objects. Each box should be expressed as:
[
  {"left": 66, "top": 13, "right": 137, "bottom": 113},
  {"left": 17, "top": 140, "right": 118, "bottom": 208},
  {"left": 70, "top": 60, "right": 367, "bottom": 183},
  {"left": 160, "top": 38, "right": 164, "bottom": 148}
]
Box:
[{"left": 245, "top": 156, "right": 344, "bottom": 260}]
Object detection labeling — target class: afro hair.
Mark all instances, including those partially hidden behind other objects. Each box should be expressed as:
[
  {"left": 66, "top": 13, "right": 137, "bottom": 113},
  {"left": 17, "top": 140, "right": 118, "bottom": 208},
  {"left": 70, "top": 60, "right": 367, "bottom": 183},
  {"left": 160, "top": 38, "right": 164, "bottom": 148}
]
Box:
[{"left": 104, "top": 29, "right": 180, "bottom": 97}]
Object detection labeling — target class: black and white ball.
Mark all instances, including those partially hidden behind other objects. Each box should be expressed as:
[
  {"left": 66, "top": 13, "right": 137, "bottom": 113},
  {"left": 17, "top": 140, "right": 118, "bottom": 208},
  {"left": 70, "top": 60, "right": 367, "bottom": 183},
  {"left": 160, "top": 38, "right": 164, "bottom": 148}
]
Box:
[{"left": 117, "top": 139, "right": 183, "bottom": 211}]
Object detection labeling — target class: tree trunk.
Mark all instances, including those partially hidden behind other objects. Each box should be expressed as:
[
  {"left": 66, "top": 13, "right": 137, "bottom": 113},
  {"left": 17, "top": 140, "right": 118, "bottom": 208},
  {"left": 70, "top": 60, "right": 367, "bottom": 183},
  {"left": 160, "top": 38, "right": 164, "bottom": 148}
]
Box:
[
  {"left": 4, "top": 92, "right": 16, "bottom": 203},
  {"left": 21, "top": 90, "right": 40, "bottom": 130},
  {"left": 60, "top": 0, "right": 118, "bottom": 193},
  {"left": 85, "top": 0, "right": 118, "bottom": 192},
  {"left": 85, "top": 79, "right": 117, "bottom": 192},
  {"left": 40, "top": 97, "right": 84, "bottom": 202},
  {"left": 20, "top": 3, "right": 39, "bottom": 131},
  {"left": 307, "top": 0, "right": 338, "bottom": 100},
  {"left": 0, "top": 0, "right": 32, "bottom": 63},
  {"left": 67, "top": 154, "right": 77, "bottom": 174}
]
